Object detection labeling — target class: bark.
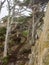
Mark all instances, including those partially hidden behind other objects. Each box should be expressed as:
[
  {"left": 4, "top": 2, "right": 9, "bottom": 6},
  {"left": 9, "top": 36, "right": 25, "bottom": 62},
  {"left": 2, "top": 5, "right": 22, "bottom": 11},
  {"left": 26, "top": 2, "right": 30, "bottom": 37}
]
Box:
[{"left": 3, "top": 0, "right": 11, "bottom": 57}]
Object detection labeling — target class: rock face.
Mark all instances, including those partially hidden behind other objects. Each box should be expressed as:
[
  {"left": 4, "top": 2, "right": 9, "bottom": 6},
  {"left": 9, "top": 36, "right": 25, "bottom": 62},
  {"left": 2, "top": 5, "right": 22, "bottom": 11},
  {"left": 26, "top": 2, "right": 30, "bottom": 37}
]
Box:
[
  {"left": 43, "top": 48, "right": 49, "bottom": 65},
  {"left": 28, "top": 2, "right": 49, "bottom": 65}
]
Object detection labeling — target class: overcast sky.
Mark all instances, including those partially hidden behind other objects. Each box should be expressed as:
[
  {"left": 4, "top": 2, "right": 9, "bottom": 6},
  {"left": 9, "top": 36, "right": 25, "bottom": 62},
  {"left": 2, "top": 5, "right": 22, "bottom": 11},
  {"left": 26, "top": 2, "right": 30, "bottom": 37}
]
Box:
[
  {"left": 0, "top": 0, "right": 47, "bottom": 19},
  {"left": 0, "top": 0, "right": 32, "bottom": 19},
  {"left": 0, "top": 0, "right": 8, "bottom": 19}
]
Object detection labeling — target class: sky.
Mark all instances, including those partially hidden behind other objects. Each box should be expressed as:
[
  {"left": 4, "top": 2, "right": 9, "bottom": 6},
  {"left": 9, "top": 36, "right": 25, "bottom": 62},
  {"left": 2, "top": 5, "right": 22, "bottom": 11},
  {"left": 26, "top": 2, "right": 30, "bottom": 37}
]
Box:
[
  {"left": 0, "top": 0, "right": 47, "bottom": 19},
  {"left": 0, "top": 0, "right": 32, "bottom": 19},
  {"left": 0, "top": 0, "right": 8, "bottom": 19}
]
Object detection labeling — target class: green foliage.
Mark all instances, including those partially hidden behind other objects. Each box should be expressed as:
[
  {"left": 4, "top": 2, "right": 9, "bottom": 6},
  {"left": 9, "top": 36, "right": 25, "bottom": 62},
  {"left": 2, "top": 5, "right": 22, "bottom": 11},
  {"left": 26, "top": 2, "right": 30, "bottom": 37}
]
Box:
[
  {"left": 2, "top": 16, "right": 8, "bottom": 22},
  {"left": 0, "top": 27, "right": 6, "bottom": 41},
  {"left": 24, "top": 0, "right": 30, "bottom": 6},
  {"left": 20, "top": 64, "right": 24, "bottom": 65},
  {"left": 14, "top": 16, "right": 31, "bottom": 23},
  {"left": 2, "top": 56, "right": 9, "bottom": 65},
  {"left": 9, "top": 39, "right": 16, "bottom": 47},
  {"left": 22, "top": 30, "right": 29, "bottom": 36},
  {"left": 0, "top": 44, "right": 4, "bottom": 51},
  {"left": 0, "top": 36, "right": 5, "bottom": 41},
  {"left": 2, "top": 16, "right": 31, "bottom": 23},
  {"left": 0, "top": 27, "right": 6, "bottom": 35},
  {"left": 17, "top": 17, "right": 28, "bottom": 22}
]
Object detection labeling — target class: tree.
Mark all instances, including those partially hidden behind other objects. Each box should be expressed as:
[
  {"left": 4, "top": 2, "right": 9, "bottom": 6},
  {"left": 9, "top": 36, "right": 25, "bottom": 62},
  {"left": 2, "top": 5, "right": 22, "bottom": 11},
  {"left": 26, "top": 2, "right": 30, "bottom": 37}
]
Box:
[{"left": 0, "top": 0, "right": 6, "bottom": 11}]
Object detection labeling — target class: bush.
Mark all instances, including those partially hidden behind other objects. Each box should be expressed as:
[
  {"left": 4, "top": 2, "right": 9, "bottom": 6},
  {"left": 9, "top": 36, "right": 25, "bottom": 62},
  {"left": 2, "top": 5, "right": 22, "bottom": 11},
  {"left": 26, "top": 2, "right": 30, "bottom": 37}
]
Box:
[
  {"left": 2, "top": 56, "right": 9, "bottom": 65},
  {"left": 0, "top": 27, "right": 6, "bottom": 42},
  {"left": 0, "top": 27, "right": 6, "bottom": 35},
  {"left": 22, "top": 30, "right": 29, "bottom": 36}
]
